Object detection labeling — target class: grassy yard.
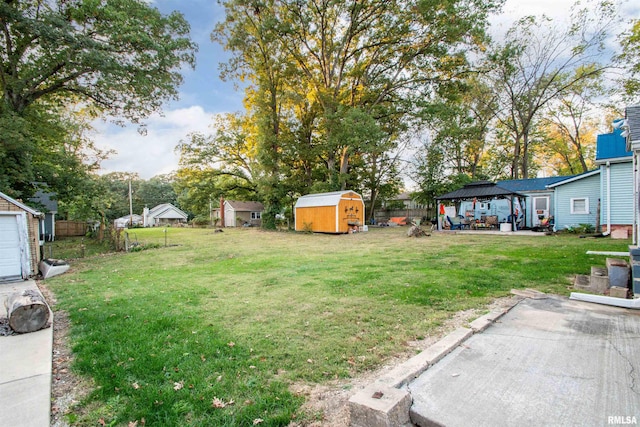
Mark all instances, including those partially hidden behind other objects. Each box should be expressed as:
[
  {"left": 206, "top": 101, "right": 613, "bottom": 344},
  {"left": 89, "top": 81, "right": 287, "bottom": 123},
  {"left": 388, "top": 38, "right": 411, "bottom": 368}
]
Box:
[{"left": 45, "top": 227, "right": 630, "bottom": 426}]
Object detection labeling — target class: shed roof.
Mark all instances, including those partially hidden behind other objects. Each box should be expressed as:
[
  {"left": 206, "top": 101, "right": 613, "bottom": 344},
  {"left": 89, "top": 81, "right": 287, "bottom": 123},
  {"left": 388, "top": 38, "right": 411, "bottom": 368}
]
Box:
[
  {"left": 295, "top": 191, "right": 362, "bottom": 208},
  {"left": 225, "top": 200, "right": 264, "bottom": 212},
  {"left": 0, "top": 191, "right": 42, "bottom": 216},
  {"left": 596, "top": 128, "right": 632, "bottom": 162},
  {"left": 436, "top": 181, "right": 525, "bottom": 201},
  {"left": 498, "top": 176, "right": 573, "bottom": 193},
  {"left": 148, "top": 203, "right": 188, "bottom": 219}
]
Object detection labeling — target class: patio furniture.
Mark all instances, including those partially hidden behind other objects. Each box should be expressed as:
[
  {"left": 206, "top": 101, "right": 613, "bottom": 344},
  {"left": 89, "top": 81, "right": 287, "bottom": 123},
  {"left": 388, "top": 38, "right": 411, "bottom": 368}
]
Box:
[
  {"left": 486, "top": 215, "right": 499, "bottom": 229},
  {"left": 447, "top": 215, "right": 465, "bottom": 230}
]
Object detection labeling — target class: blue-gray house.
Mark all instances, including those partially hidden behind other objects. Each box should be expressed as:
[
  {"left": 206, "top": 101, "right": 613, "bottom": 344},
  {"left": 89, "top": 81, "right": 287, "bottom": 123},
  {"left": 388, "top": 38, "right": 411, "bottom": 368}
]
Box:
[
  {"left": 498, "top": 176, "right": 572, "bottom": 228},
  {"left": 547, "top": 128, "right": 633, "bottom": 234},
  {"left": 547, "top": 170, "right": 601, "bottom": 231},
  {"left": 597, "top": 128, "right": 633, "bottom": 234}
]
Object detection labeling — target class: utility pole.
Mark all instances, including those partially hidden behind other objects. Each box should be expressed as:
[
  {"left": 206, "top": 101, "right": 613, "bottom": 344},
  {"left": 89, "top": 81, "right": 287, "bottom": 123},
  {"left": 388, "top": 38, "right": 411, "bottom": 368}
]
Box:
[{"left": 129, "top": 179, "right": 133, "bottom": 227}]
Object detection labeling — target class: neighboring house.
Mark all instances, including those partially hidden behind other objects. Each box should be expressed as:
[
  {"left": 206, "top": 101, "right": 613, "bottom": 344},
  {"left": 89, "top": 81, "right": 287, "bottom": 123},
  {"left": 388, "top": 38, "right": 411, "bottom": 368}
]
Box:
[
  {"left": 143, "top": 204, "right": 188, "bottom": 227},
  {"left": 294, "top": 191, "right": 365, "bottom": 233},
  {"left": 596, "top": 128, "right": 633, "bottom": 235},
  {"left": 215, "top": 200, "right": 264, "bottom": 227},
  {"left": 29, "top": 189, "right": 58, "bottom": 241},
  {"left": 114, "top": 214, "right": 144, "bottom": 229},
  {"left": 0, "top": 191, "right": 42, "bottom": 280},
  {"left": 547, "top": 170, "right": 601, "bottom": 231}
]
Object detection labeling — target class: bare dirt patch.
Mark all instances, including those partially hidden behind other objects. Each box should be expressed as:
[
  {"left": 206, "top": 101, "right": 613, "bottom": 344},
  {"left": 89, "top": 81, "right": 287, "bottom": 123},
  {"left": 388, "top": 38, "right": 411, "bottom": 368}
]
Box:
[{"left": 38, "top": 282, "right": 93, "bottom": 427}]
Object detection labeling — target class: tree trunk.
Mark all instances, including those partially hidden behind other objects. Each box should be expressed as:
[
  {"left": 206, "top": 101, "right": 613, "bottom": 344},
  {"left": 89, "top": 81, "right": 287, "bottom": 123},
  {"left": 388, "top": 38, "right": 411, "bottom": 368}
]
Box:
[{"left": 5, "top": 290, "right": 50, "bottom": 333}]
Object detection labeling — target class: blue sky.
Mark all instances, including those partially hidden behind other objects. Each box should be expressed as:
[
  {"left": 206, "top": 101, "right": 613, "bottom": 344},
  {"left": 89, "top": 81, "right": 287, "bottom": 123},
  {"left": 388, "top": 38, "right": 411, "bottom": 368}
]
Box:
[{"left": 95, "top": 0, "right": 640, "bottom": 179}]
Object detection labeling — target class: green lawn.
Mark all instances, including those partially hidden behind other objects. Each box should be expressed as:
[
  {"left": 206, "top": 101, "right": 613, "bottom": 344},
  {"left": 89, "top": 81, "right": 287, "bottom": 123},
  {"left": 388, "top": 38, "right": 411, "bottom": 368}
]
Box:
[{"left": 45, "top": 227, "right": 630, "bottom": 426}]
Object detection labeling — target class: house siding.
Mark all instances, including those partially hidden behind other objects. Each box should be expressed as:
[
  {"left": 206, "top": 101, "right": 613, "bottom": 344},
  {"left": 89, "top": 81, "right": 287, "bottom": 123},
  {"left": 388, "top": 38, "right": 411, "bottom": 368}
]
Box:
[
  {"left": 600, "top": 162, "right": 633, "bottom": 226},
  {"left": 553, "top": 173, "right": 600, "bottom": 231}
]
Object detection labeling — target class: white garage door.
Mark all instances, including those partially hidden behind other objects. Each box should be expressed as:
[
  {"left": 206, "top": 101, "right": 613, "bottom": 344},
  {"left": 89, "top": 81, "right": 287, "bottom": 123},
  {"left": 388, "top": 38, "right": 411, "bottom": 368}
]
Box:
[{"left": 0, "top": 214, "right": 22, "bottom": 280}]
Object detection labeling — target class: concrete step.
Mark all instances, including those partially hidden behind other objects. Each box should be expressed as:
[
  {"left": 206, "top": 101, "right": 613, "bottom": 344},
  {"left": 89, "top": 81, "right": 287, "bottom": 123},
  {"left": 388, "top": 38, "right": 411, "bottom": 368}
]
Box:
[
  {"left": 606, "top": 258, "right": 630, "bottom": 289},
  {"left": 589, "top": 267, "right": 609, "bottom": 294}
]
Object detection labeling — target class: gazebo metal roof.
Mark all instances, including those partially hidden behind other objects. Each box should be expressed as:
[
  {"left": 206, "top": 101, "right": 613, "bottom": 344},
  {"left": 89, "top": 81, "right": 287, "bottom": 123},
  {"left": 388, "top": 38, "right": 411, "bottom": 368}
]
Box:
[{"left": 436, "top": 181, "right": 525, "bottom": 201}]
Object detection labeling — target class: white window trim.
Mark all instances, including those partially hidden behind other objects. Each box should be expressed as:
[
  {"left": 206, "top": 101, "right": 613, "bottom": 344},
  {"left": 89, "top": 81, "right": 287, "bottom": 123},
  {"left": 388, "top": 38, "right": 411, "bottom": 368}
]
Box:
[
  {"left": 570, "top": 197, "right": 589, "bottom": 214},
  {"left": 251, "top": 212, "right": 261, "bottom": 220}
]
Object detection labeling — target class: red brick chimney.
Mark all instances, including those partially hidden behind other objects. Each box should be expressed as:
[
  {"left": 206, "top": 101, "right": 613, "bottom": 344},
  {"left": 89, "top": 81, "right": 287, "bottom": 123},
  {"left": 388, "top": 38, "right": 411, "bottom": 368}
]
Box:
[{"left": 220, "top": 197, "right": 225, "bottom": 227}]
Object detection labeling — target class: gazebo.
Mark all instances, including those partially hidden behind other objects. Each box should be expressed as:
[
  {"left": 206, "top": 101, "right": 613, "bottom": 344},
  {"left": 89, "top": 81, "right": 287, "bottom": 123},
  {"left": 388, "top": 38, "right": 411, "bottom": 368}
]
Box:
[{"left": 436, "top": 181, "right": 526, "bottom": 231}]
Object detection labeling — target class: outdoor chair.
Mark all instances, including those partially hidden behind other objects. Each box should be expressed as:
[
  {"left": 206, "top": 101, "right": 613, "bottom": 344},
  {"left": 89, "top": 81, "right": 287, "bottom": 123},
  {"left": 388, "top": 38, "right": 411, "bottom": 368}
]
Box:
[
  {"left": 486, "top": 215, "right": 499, "bottom": 229},
  {"left": 447, "top": 215, "right": 465, "bottom": 230}
]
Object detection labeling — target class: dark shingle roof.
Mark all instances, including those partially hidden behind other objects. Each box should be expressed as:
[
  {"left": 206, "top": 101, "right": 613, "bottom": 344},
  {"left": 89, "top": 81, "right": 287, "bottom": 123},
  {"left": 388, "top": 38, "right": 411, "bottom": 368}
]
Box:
[
  {"left": 436, "top": 181, "right": 525, "bottom": 201},
  {"left": 627, "top": 105, "right": 640, "bottom": 144},
  {"left": 30, "top": 190, "right": 58, "bottom": 213},
  {"left": 498, "top": 177, "right": 573, "bottom": 192},
  {"left": 226, "top": 200, "right": 264, "bottom": 212}
]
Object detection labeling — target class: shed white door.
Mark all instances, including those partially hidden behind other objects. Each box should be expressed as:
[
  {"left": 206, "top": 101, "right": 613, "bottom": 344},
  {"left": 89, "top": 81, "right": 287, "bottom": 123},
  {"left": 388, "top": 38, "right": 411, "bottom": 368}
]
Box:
[{"left": 0, "top": 214, "right": 22, "bottom": 280}]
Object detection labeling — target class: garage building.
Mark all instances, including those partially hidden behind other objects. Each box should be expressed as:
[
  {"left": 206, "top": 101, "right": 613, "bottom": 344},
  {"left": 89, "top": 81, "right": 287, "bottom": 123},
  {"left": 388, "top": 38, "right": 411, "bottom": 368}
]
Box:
[{"left": 0, "top": 192, "right": 42, "bottom": 281}]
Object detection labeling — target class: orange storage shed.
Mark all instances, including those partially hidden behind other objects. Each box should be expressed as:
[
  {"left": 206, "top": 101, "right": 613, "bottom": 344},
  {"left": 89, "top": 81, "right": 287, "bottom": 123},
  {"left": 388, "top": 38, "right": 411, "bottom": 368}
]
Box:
[{"left": 294, "top": 191, "right": 365, "bottom": 233}]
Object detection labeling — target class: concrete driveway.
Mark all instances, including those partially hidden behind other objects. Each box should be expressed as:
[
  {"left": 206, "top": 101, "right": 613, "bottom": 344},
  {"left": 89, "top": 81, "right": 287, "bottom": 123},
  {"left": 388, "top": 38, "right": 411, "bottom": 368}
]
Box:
[
  {"left": 409, "top": 296, "right": 640, "bottom": 426},
  {"left": 0, "top": 280, "right": 52, "bottom": 427}
]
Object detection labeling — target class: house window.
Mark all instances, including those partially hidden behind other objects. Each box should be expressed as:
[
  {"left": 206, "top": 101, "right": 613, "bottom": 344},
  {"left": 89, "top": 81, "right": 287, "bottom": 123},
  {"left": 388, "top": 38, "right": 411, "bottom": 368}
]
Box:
[
  {"left": 251, "top": 212, "right": 261, "bottom": 220},
  {"left": 570, "top": 198, "right": 589, "bottom": 214}
]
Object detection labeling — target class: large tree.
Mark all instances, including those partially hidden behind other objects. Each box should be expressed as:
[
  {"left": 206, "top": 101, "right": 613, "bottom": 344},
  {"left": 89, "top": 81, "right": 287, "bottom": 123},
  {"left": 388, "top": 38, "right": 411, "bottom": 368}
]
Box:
[
  {"left": 214, "top": 0, "right": 501, "bottom": 226},
  {"left": 485, "top": 1, "right": 614, "bottom": 179},
  {"left": 536, "top": 73, "right": 604, "bottom": 175},
  {"left": 175, "top": 113, "right": 260, "bottom": 217},
  {"left": 0, "top": 0, "right": 196, "bottom": 198},
  {"left": 618, "top": 18, "right": 640, "bottom": 102}
]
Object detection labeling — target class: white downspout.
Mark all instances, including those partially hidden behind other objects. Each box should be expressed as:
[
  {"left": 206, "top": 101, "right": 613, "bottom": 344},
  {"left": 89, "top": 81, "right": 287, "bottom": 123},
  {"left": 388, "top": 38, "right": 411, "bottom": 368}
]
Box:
[{"left": 606, "top": 161, "right": 611, "bottom": 235}]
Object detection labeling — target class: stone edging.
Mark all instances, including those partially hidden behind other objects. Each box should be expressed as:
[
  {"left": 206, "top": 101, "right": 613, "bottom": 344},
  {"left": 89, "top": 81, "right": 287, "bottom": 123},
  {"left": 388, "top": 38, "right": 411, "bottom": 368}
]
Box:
[{"left": 347, "top": 290, "right": 543, "bottom": 427}]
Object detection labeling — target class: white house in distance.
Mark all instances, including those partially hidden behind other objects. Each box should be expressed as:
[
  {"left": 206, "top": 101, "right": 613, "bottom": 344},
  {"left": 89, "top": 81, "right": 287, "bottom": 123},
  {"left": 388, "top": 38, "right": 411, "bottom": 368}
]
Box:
[
  {"left": 143, "top": 204, "right": 188, "bottom": 227},
  {"left": 113, "top": 214, "right": 143, "bottom": 229}
]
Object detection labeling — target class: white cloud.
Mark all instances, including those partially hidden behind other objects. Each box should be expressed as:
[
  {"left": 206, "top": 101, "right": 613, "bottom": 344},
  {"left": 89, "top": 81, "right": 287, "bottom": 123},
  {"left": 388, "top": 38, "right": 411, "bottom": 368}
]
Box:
[{"left": 95, "top": 105, "right": 216, "bottom": 179}]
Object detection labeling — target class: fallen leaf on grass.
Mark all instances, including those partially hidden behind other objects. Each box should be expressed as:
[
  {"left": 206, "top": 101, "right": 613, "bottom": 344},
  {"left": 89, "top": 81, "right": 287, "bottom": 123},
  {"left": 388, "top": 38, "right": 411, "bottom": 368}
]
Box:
[
  {"left": 212, "top": 397, "right": 226, "bottom": 408},
  {"left": 132, "top": 382, "right": 140, "bottom": 390},
  {"left": 173, "top": 381, "right": 184, "bottom": 391},
  {"left": 227, "top": 342, "right": 235, "bottom": 347},
  {"left": 253, "top": 419, "right": 264, "bottom": 425},
  {"left": 212, "top": 397, "right": 235, "bottom": 408},
  {"left": 128, "top": 421, "right": 138, "bottom": 427}
]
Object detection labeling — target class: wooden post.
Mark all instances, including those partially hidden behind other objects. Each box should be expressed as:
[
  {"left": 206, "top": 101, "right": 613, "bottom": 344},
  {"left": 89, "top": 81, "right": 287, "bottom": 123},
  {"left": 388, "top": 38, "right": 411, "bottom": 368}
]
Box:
[{"left": 5, "top": 290, "right": 50, "bottom": 333}]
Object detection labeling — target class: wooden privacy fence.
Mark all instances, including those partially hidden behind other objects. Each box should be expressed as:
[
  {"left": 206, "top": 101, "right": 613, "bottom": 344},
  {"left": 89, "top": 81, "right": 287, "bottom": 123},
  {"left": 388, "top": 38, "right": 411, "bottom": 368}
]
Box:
[{"left": 55, "top": 220, "right": 87, "bottom": 237}]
